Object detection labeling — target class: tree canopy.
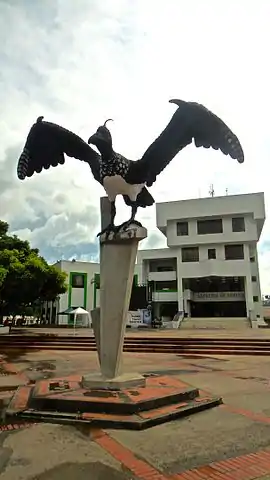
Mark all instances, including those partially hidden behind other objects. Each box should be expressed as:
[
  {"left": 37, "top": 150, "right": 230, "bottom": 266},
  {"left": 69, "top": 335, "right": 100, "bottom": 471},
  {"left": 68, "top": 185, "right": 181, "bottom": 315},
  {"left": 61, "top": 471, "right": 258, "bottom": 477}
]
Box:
[{"left": 0, "top": 220, "right": 67, "bottom": 318}]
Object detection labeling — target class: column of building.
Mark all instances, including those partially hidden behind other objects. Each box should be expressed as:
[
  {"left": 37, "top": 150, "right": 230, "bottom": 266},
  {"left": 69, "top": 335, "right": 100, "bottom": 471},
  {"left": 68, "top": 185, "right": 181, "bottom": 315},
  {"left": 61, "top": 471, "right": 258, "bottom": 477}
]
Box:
[{"left": 176, "top": 252, "right": 185, "bottom": 315}]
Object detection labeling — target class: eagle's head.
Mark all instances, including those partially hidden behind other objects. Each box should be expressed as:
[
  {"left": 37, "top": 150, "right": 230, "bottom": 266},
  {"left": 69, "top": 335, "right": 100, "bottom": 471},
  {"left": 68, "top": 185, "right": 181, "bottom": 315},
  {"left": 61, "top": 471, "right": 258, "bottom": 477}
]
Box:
[{"left": 88, "top": 119, "right": 113, "bottom": 157}]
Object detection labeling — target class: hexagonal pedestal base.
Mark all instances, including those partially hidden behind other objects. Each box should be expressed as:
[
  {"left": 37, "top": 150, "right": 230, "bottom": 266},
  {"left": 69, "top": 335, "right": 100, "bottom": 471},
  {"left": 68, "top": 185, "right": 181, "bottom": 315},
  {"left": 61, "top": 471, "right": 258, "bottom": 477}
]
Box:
[
  {"left": 5, "top": 374, "right": 222, "bottom": 430},
  {"left": 81, "top": 372, "right": 146, "bottom": 390}
]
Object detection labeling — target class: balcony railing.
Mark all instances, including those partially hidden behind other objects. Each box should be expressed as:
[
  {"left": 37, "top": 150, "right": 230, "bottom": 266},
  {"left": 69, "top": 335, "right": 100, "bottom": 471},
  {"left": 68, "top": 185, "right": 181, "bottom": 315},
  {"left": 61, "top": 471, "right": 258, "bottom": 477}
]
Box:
[
  {"left": 148, "top": 271, "right": 177, "bottom": 282},
  {"left": 152, "top": 291, "right": 178, "bottom": 302}
]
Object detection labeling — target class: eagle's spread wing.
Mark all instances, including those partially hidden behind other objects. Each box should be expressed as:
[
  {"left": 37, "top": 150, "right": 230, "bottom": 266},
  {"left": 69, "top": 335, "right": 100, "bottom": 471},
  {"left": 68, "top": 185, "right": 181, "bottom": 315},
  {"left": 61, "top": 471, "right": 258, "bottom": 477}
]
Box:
[
  {"left": 17, "top": 116, "right": 101, "bottom": 183},
  {"left": 127, "top": 100, "right": 244, "bottom": 187}
]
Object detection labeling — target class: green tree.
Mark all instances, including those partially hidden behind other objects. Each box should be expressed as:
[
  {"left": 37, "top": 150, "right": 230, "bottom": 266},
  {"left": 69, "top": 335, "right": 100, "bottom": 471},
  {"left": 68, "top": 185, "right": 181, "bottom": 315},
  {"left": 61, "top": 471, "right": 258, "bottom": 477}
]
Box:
[{"left": 0, "top": 220, "right": 67, "bottom": 319}]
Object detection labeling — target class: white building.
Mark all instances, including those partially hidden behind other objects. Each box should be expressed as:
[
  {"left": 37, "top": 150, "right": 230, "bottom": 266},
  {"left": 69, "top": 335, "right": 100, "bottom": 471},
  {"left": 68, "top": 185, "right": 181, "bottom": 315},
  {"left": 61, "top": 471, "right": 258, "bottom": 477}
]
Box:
[
  {"left": 53, "top": 260, "right": 100, "bottom": 325},
  {"left": 45, "top": 192, "right": 265, "bottom": 329},
  {"left": 137, "top": 192, "right": 266, "bottom": 328},
  {"left": 47, "top": 260, "right": 141, "bottom": 325}
]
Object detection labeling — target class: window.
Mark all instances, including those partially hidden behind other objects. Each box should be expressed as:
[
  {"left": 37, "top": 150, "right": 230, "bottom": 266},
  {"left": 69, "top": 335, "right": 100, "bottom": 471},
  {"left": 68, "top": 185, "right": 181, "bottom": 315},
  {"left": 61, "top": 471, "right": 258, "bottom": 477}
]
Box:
[
  {"left": 182, "top": 247, "right": 199, "bottom": 262},
  {"left": 157, "top": 266, "right": 174, "bottom": 272},
  {"left": 250, "top": 256, "right": 255, "bottom": 263},
  {"left": 224, "top": 244, "right": 244, "bottom": 260},
  {"left": 208, "top": 248, "right": 216, "bottom": 259},
  {"left": 197, "top": 219, "right": 223, "bottom": 235},
  {"left": 94, "top": 273, "right": 100, "bottom": 289},
  {"left": 251, "top": 276, "right": 257, "bottom": 282},
  {"left": 149, "top": 259, "right": 176, "bottom": 272},
  {"left": 154, "top": 280, "right": 177, "bottom": 291},
  {"left": 71, "top": 274, "right": 85, "bottom": 288},
  {"left": 177, "top": 221, "right": 189, "bottom": 236},
  {"left": 232, "top": 217, "right": 245, "bottom": 232},
  {"left": 253, "top": 296, "right": 259, "bottom": 302}
]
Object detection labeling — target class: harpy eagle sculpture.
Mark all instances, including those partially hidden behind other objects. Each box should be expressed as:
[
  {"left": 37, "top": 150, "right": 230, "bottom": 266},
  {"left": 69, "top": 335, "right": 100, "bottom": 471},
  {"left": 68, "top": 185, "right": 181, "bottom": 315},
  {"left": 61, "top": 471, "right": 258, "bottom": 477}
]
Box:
[{"left": 17, "top": 99, "right": 244, "bottom": 237}]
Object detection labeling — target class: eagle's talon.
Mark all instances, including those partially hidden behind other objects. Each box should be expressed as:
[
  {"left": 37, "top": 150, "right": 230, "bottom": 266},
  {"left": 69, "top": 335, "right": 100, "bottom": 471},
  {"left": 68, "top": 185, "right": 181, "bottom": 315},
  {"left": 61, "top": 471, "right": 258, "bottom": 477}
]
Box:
[
  {"left": 118, "top": 219, "right": 143, "bottom": 232},
  {"left": 97, "top": 224, "right": 118, "bottom": 238}
]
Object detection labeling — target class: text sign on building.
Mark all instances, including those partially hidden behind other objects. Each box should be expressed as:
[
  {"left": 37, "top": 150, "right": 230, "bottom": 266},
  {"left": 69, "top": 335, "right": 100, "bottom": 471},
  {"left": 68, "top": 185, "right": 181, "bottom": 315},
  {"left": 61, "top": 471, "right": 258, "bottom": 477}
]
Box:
[{"left": 193, "top": 292, "right": 245, "bottom": 302}]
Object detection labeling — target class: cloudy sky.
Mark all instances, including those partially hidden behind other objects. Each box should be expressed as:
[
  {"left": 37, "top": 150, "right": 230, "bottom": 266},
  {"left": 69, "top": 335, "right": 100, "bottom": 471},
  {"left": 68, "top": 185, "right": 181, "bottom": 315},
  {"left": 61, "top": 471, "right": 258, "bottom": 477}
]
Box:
[{"left": 1, "top": 0, "right": 270, "bottom": 291}]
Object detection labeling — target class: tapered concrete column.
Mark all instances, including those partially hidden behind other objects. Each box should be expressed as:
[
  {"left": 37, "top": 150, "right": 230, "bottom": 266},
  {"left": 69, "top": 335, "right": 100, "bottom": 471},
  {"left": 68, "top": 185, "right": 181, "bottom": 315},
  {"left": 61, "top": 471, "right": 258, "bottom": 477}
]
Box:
[
  {"left": 90, "top": 307, "right": 101, "bottom": 365},
  {"left": 82, "top": 197, "right": 148, "bottom": 389},
  {"left": 99, "top": 226, "right": 147, "bottom": 379}
]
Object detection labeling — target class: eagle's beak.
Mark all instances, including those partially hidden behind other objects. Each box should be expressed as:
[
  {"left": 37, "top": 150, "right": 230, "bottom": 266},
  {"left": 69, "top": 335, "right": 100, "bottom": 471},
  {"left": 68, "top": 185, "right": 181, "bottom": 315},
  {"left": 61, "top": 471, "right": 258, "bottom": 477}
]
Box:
[
  {"left": 88, "top": 132, "right": 102, "bottom": 146},
  {"left": 88, "top": 123, "right": 113, "bottom": 149}
]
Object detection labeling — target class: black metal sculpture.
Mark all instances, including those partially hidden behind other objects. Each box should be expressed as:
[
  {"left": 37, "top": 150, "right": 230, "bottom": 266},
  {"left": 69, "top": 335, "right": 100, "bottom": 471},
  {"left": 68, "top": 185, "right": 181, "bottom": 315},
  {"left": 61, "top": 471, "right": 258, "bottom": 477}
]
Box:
[{"left": 17, "top": 100, "right": 244, "bottom": 236}]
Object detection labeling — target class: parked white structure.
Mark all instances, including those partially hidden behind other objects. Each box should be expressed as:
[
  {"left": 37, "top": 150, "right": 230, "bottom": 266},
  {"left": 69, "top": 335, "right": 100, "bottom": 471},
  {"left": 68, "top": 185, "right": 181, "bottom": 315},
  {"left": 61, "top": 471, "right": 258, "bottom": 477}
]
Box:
[{"left": 137, "top": 193, "right": 266, "bottom": 328}]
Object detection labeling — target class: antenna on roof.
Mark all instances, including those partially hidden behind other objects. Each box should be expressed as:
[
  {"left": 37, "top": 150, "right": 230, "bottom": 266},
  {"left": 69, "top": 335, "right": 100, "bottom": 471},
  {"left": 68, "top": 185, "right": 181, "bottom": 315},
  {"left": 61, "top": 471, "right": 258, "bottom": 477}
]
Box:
[
  {"left": 225, "top": 188, "right": 228, "bottom": 196},
  {"left": 209, "top": 184, "right": 214, "bottom": 197}
]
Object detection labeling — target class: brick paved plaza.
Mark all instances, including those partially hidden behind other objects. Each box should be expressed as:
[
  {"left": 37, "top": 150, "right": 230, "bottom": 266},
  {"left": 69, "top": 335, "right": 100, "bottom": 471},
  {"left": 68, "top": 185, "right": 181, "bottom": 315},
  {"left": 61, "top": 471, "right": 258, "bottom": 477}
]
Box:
[{"left": 1, "top": 337, "right": 270, "bottom": 479}]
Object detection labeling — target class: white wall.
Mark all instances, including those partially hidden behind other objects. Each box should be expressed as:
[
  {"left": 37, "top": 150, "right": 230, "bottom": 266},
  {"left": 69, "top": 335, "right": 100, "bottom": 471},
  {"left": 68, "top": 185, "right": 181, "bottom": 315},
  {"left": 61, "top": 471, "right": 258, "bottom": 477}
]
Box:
[
  {"left": 137, "top": 248, "right": 178, "bottom": 284},
  {"left": 166, "top": 213, "right": 262, "bottom": 248},
  {"left": 152, "top": 291, "right": 178, "bottom": 302},
  {"left": 148, "top": 271, "right": 177, "bottom": 282},
  {"left": 178, "top": 258, "right": 250, "bottom": 278},
  {"left": 156, "top": 192, "right": 265, "bottom": 234},
  {"left": 54, "top": 260, "right": 100, "bottom": 324}
]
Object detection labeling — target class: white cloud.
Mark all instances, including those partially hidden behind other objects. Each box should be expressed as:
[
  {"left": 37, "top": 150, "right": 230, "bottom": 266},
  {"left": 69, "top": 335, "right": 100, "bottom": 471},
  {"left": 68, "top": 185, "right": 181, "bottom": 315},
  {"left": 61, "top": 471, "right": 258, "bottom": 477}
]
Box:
[{"left": 1, "top": 0, "right": 270, "bottom": 290}]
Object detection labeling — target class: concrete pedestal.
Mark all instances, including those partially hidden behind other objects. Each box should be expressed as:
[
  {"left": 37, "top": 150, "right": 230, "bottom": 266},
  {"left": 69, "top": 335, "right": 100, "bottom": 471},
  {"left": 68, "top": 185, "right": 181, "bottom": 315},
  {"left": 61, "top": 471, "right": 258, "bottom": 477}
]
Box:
[
  {"left": 86, "top": 306, "right": 145, "bottom": 389},
  {"left": 81, "top": 372, "right": 146, "bottom": 390},
  {"left": 82, "top": 224, "right": 147, "bottom": 389},
  {"left": 6, "top": 373, "right": 222, "bottom": 430},
  {"left": 90, "top": 307, "right": 101, "bottom": 365}
]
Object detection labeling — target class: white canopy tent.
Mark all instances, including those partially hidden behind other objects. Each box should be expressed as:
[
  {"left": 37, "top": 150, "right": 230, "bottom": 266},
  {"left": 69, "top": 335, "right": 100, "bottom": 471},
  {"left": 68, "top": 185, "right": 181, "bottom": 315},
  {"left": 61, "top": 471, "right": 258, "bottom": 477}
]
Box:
[{"left": 68, "top": 307, "right": 91, "bottom": 335}]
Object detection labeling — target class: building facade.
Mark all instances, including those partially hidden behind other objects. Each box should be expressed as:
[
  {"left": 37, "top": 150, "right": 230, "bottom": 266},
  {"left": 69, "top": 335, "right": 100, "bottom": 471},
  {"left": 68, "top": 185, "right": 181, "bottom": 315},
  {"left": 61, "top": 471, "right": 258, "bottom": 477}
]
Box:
[
  {"left": 47, "top": 260, "right": 141, "bottom": 325},
  {"left": 53, "top": 260, "right": 100, "bottom": 325},
  {"left": 137, "top": 193, "right": 266, "bottom": 327}
]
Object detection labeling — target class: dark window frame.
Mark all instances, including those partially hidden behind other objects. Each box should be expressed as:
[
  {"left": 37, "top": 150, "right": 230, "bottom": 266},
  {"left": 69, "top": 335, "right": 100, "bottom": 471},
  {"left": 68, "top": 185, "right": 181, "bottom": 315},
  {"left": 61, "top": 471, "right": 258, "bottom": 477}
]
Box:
[
  {"left": 253, "top": 295, "right": 259, "bottom": 302},
  {"left": 232, "top": 217, "right": 245, "bottom": 232},
  {"left": 181, "top": 247, "right": 199, "bottom": 263},
  {"left": 208, "top": 248, "right": 216, "bottom": 260},
  {"left": 154, "top": 280, "right": 178, "bottom": 292},
  {"left": 224, "top": 244, "right": 244, "bottom": 260},
  {"left": 157, "top": 266, "right": 174, "bottom": 272},
  {"left": 197, "top": 218, "right": 223, "bottom": 235},
  {"left": 71, "top": 274, "right": 85, "bottom": 288},
  {"left": 251, "top": 276, "right": 257, "bottom": 282},
  {"left": 176, "top": 221, "right": 189, "bottom": 236}
]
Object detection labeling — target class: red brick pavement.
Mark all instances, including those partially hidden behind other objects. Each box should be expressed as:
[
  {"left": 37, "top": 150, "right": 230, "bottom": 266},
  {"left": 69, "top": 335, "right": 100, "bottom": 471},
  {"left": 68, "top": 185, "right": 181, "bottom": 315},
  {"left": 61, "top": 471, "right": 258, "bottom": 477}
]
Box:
[
  {"left": 93, "top": 428, "right": 270, "bottom": 480},
  {"left": 2, "top": 352, "right": 270, "bottom": 479}
]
